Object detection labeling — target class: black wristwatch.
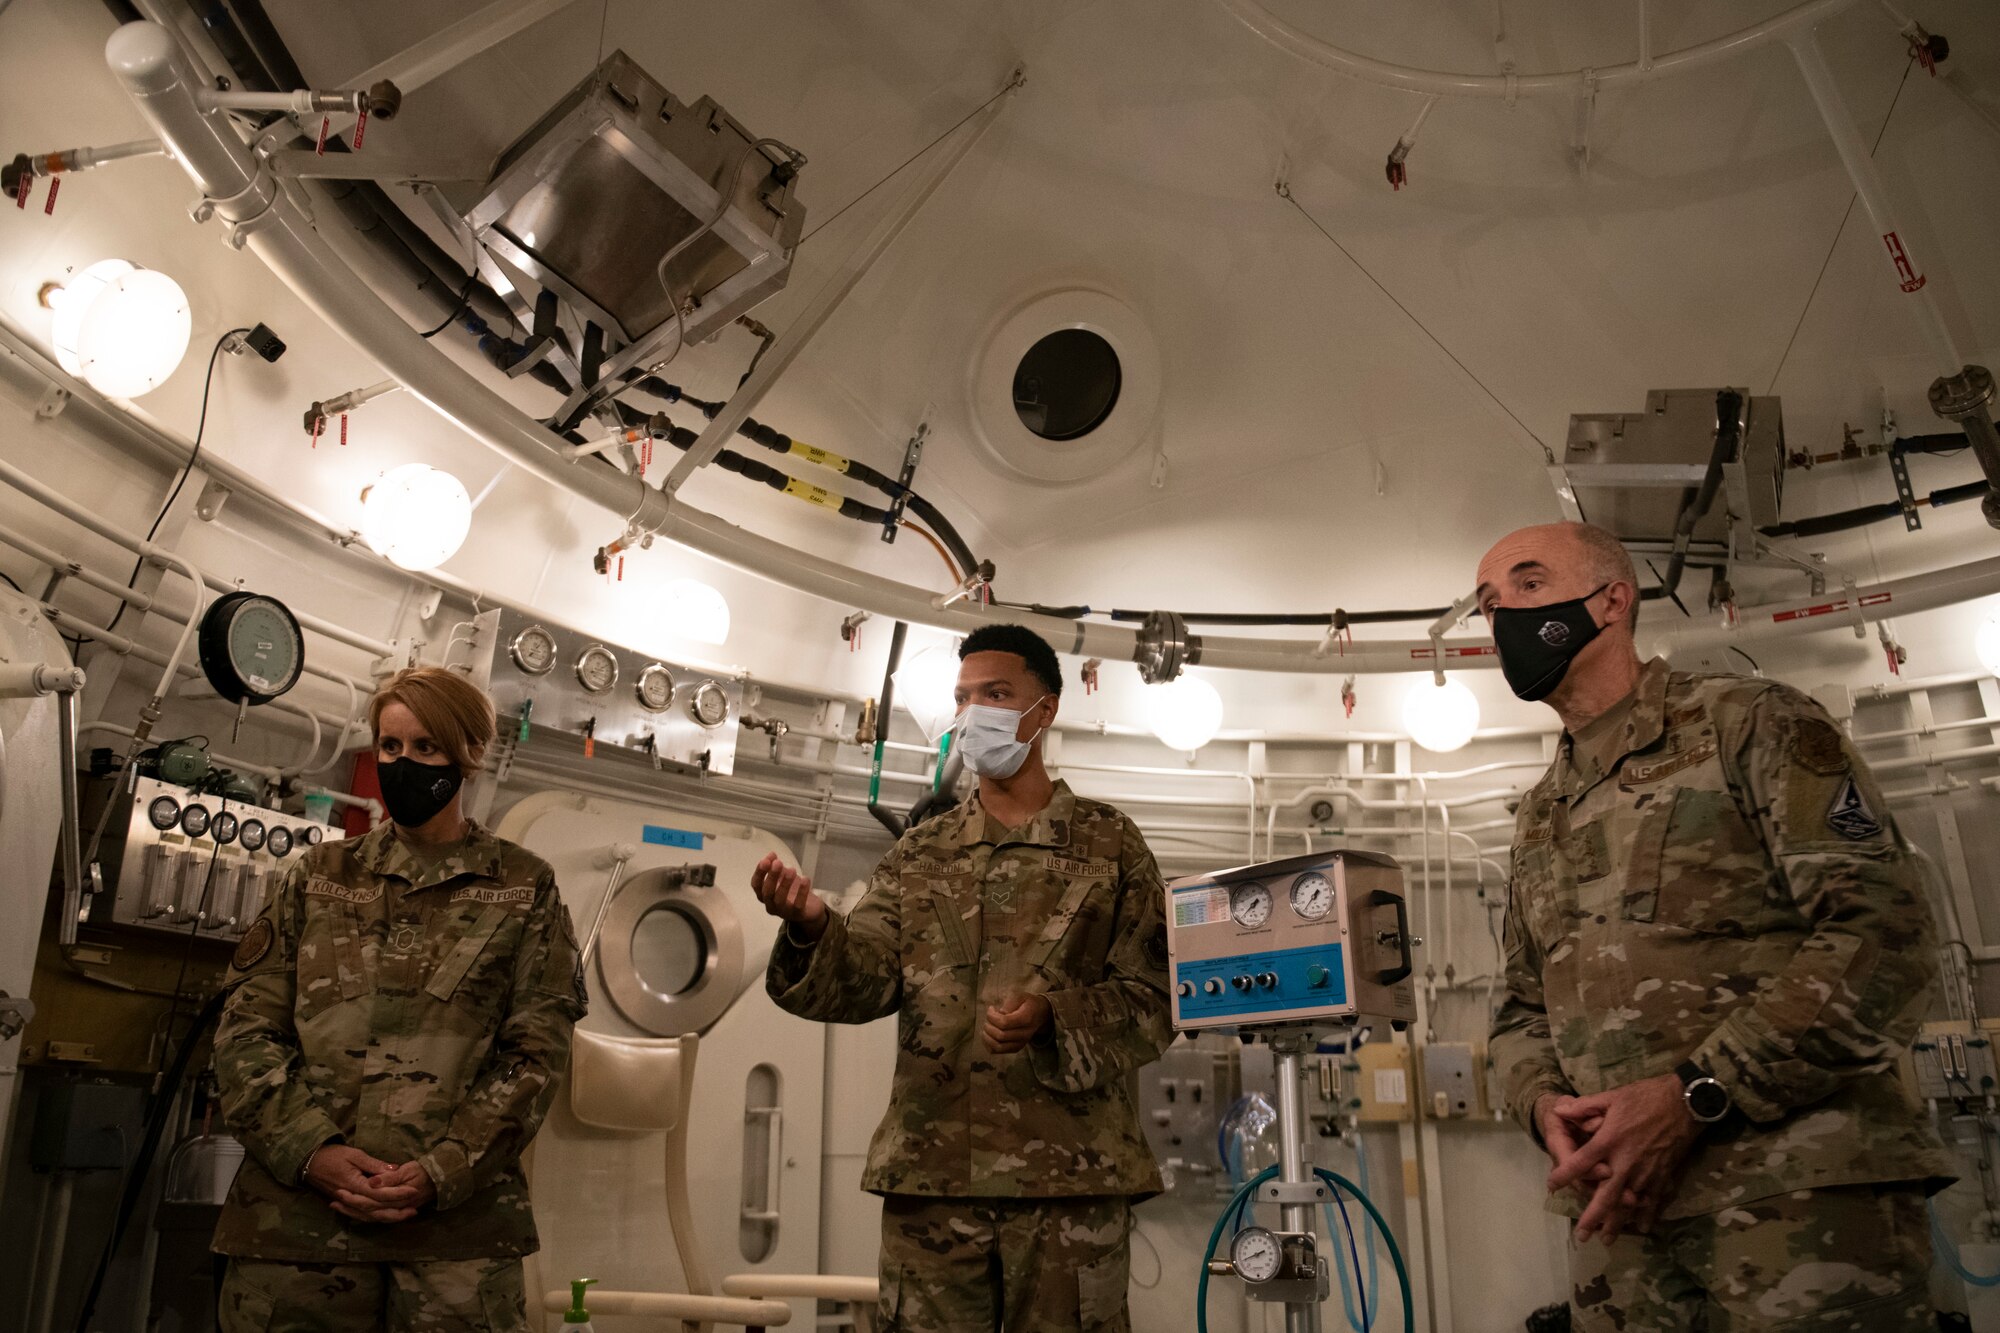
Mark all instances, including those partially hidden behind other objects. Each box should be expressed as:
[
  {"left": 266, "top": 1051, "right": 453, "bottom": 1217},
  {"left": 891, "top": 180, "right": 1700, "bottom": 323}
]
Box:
[{"left": 1675, "top": 1060, "right": 1731, "bottom": 1123}]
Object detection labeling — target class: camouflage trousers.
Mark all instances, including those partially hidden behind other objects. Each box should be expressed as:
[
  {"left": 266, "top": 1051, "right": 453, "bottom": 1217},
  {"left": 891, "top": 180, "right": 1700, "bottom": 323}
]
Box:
[
  {"left": 1567, "top": 1184, "right": 1933, "bottom": 1332},
  {"left": 878, "top": 1194, "right": 1132, "bottom": 1333},
  {"left": 217, "top": 1256, "right": 529, "bottom": 1332}
]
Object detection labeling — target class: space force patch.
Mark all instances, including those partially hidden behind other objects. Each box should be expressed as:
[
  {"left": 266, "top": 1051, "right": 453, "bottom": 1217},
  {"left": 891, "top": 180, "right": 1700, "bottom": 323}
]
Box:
[
  {"left": 1825, "top": 774, "right": 1883, "bottom": 840},
  {"left": 232, "top": 918, "right": 274, "bottom": 970}
]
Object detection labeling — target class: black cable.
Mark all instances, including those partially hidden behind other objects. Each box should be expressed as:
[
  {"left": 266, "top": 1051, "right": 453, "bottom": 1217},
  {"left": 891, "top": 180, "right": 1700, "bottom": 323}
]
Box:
[
  {"left": 101, "top": 328, "right": 248, "bottom": 638},
  {"left": 1765, "top": 55, "right": 1915, "bottom": 393},
  {"left": 417, "top": 267, "right": 479, "bottom": 339},
  {"left": 0, "top": 571, "right": 22, "bottom": 594}
]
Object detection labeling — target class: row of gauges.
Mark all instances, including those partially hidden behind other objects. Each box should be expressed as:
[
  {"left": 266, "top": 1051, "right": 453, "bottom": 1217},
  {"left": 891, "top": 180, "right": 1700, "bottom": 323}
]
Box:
[
  {"left": 507, "top": 624, "right": 730, "bottom": 728},
  {"left": 147, "top": 794, "right": 324, "bottom": 856},
  {"left": 1227, "top": 871, "right": 1334, "bottom": 929}
]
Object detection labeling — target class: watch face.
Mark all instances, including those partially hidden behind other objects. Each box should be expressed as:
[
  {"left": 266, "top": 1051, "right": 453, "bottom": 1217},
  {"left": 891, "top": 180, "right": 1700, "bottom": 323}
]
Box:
[{"left": 1688, "top": 1079, "right": 1730, "bottom": 1120}]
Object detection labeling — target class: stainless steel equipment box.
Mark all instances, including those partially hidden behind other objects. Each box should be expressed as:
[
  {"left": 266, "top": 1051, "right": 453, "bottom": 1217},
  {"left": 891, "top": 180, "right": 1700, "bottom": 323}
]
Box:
[
  {"left": 486, "top": 609, "right": 743, "bottom": 776},
  {"left": 1166, "top": 849, "right": 1416, "bottom": 1032},
  {"left": 88, "top": 776, "right": 345, "bottom": 941},
  {"left": 463, "top": 50, "right": 805, "bottom": 354},
  {"left": 1561, "top": 388, "right": 1785, "bottom": 540}
]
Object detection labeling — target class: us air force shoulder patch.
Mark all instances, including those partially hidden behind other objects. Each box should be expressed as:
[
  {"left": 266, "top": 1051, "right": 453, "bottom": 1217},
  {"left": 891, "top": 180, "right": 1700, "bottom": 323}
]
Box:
[
  {"left": 232, "top": 917, "right": 274, "bottom": 970},
  {"left": 1825, "top": 774, "right": 1883, "bottom": 840},
  {"left": 1795, "top": 717, "right": 1850, "bottom": 776}
]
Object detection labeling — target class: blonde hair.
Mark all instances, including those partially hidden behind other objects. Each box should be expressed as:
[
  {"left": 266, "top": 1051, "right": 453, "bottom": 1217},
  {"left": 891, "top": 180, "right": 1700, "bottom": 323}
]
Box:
[{"left": 368, "top": 667, "right": 495, "bottom": 774}]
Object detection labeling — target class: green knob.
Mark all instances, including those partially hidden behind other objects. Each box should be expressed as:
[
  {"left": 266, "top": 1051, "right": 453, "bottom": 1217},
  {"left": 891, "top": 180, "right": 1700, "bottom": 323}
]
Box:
[{"left": 1305, "top": 964, "right": 1330, "bottom": 988}]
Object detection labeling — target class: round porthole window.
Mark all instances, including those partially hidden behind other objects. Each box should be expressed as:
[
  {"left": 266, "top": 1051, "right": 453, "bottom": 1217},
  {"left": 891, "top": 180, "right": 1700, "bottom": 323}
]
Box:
[
  {"left": 630, "top": 904, "right": 708, "bottom": 996},
  {"left": 1012, "top": 329, "right": 1122, "bottom": 441}
]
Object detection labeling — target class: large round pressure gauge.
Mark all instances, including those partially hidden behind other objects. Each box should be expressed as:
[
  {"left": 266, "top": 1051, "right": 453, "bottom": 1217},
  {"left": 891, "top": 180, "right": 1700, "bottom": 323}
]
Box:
[
  {"left": 266, "top": 826, "right": 294, "bottom": 858},
  {"left": 636, "top": 664, "right": 675, "bottom": 713},
  {"left": 508, "top": 625, "right": 558, "bottom": 676},
  {"left": 198, "top": 591, "right": 305, "bottom": 705},
  {"left": 238, "top": 818, "right": 267, "bottom": 852},
  {"left": 1230, "top": 1227, "right": 1282, "bottom": 1284},
  {"left": 1230, "top": 881, "right": 1272, "bottom": 929},
  {"left": 688, "top": 680, "right": 728, "bottom": 729},
  {"left": 575, "top": 644, "right": 619, "bottom": 694},
  {"left": 147, "top": 795, "right": 182, "bottom": 831},
  {"left": 210, "top": 810, "right": 240, "bottom": 846},
  {"left": 1289, "top": 872, "right": 1334, "bottom": 921},
  {"left": 180, "top": 803, "right": 212, "bottom": 838},
  {"left": 300, "top": 825, "right": 324, "bottom": 846}
]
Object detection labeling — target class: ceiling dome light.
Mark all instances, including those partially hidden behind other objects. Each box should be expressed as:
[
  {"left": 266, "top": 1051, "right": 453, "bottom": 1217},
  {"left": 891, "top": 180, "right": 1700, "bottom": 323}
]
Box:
[
  {"left": 50, "top": 260, "right": 192, "bottom": 397},
  {"left": 894, "top": 639, "right": 963, "bottom": 743},
  {"left": 660, "top": 577, "right": 730, "bottom": 645},
  {"left": 1977, "top": 616, "right": 2000, "bottom": 678},
  {"left": 1146, "top": 672, "right": 1225, "bottom": 754},
  {"left": 1403, "top": 677, "right": 1481, "bottom": 754},
  {"left": 360, "top": 464, "right": 471, "bottom": 571}
]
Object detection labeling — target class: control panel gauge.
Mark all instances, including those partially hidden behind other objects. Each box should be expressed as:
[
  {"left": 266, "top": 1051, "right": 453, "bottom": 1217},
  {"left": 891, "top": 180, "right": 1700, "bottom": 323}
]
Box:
[
  {"left": 180, "top": 803, "right": 212, "bottom": 838},
  {"left": 211, "top": 811, "right": 240, "bottom": 846},
  {"left": 238, "top": 819, "right": 267, "bottom": 852},
  {"left": 148, "top": 795, "right": 182, "bottom": 831},
  {"left": 635, "top": 663, "right": 675, "bottom": 713},
  {"left": 1229, "top": 881, "right": 1272, "bottom": 929},
  {"left": 1289, "top": 872, "right": 1333, "bottom": 921},
  {"left": 198, "top": 591, "right": 305, "bottom": 705},
  {"left": 508, "top": 624, "right": 559, "bottom": 676},
  {"left": 689, "top": 679, "right": 729, "bottom": 729},
  {"left": 1230, "top": 1227, "right": 1282, "bottom": 1283},
  {"left": 266, "top": 826, "right": 293, "bottom": 858},
  {"left": 300, "top": 825, "right": 325, "bottom": 846},
  {"left": 575, "top": 644, "right": 619, "bottom": 695}
]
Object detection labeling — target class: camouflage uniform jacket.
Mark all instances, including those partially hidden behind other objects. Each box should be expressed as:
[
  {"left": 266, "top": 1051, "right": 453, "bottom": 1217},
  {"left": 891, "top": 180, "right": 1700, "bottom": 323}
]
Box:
[
  {"left": 768, "top": 780, "right": 1172, "bottom": 1198},
  {"left": 1491, "top": 659, "right": 1953, "bottom": 1220},
  {"left": 210, "top": 818, "right": 587, "bottom": 1261}
]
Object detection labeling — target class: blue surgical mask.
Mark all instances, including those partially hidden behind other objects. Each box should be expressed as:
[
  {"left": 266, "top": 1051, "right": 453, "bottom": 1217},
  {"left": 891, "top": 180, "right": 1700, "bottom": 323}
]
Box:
[{"left": 951, "top": 696, "right": 1050, "bottom": 779}]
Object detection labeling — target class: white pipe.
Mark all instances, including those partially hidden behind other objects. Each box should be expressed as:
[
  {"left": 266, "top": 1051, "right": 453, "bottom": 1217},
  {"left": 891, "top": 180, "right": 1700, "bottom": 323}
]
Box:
[
  {"left": 1214, "top": 0, "right": 1859, "bottom": 98},
  {"left": 1657, "top": 556, "right": 2000, "bottom": 656},
  {"left": 199, "top": 88, "right": 362, "bottom": 117},
  {"left": 1783, "top": 25, "right": 1966, "bottom": 373},
  {"left": 15, "top": 139, "right": 165, "bottom": 177}
]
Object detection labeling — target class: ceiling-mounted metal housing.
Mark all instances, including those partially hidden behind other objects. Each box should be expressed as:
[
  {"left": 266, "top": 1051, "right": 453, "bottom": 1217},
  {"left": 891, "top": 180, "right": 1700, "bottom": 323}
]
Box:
[
  {"left": 1553, "top": 388, "right": 1785, "bottom": 544},
  {"left": 458, "top": 50, "right": 805, "bottom": 382}
]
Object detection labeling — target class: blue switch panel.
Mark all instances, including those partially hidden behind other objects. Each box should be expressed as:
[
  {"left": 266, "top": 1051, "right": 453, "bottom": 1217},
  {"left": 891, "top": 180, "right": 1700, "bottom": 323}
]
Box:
[{"left": 1173, "top": 942, "right": 1348, "bottom": 1022}]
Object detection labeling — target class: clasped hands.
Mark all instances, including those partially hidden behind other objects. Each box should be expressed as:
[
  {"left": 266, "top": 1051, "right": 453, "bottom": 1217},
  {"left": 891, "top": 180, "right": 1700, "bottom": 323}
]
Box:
[
  {"left": 305, "top": 1143, "right": 436, "bottom": 1225},
  {"left": 1536, "top": 1072, "right": 1703, "bottom": 1244}
]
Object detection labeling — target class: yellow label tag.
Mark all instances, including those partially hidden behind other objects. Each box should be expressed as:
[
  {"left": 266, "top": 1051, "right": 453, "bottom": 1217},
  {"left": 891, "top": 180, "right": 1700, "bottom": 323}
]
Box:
[
  {"left": 783, "top": 479, "right": 840, "bottom": 510},
  {"left": 788, "top": 441, "right": 849, "bottom": 473}
]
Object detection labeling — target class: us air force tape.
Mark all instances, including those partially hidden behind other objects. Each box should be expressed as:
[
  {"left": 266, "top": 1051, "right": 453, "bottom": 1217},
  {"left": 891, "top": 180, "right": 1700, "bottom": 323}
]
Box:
[{"left": 232, "top": 918, "right": 274, "bottom": 970}]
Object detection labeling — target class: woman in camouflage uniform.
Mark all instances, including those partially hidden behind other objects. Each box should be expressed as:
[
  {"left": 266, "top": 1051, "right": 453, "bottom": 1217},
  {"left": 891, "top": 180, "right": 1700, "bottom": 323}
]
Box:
[{"left": 210, "top": 667, "right": 587, "bottom": 1332}]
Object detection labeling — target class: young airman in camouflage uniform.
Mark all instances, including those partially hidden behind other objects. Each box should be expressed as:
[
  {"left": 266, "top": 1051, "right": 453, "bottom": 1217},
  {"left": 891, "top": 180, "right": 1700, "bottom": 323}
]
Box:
[
  {"left": 1479, "top": 523, "right": 1953, "bottom": 1332},
  {"left": 753, "top": 625, "right": 1172, "bottom": 1332},
  {"left": 211, "top": 668, "right": 586, "bottom": 1332}
]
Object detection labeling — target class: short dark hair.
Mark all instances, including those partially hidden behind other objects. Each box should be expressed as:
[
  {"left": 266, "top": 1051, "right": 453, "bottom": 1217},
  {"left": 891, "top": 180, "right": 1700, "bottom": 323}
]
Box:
[{"left": 959, "top": 624, "right": 1063, "bottom": 697}]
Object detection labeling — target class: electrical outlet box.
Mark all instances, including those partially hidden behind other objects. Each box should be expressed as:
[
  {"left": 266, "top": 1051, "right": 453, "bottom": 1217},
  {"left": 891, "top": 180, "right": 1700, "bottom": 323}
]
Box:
[
  {"left": 1911, "top": 1020, "right": 1999, "bottom": 1102},
  {"left": 1420, "top": 1041, "right": 1479, "bottom": 1119},
  {"left": 1354, "top": 1042, "right": 1413, "bottom": 1124}
]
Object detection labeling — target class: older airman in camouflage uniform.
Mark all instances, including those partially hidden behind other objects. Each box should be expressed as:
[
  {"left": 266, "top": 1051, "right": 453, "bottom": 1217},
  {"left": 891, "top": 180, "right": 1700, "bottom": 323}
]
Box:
[
  {"left": 754, "top": 624, "right": 1171, "bottom": 1332},
  {"left": 1481, "top": 523, "right": 1952, "bottom": 1332},
  {"left": 212, "top": 668, "right": 586, "bottom": 1331}
]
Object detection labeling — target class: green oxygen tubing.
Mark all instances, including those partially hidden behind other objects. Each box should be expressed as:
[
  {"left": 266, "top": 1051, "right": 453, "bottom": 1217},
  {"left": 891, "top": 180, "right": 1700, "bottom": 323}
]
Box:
[{"left": 1196, "top": 1165, "right": 1414, "bottom": 1333}]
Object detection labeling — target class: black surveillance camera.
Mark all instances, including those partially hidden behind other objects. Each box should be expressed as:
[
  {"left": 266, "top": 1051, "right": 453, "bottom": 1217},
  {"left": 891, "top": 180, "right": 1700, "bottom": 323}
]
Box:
[{"left": 243, "top": 323, "right": 286, "bottom": 363}]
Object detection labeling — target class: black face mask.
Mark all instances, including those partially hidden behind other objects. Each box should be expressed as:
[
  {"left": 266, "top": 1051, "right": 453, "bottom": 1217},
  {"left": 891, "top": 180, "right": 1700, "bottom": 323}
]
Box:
[
  {"left": 1490, "top": 584, "right": 1610, "bottom": 702},
  {"left": 377, "top": 756, "right": 464, "bottom": 828}
]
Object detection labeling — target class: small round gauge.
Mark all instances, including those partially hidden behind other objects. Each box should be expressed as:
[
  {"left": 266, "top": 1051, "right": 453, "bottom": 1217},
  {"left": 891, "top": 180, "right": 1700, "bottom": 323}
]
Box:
[
  {"left": 266, "top": 826, "right": 294, "bottom": 858},
  {"left": 508, "top": 624, "right": 558, "bottom": 676},
  {"left": 688, "top": 680, "right": 729, "bottom": 729},
  {"left": 238, "top": 818, "right": 267, "bottom": 852},
  {"left": 197, "top": 591, "right": 305, "bottom": 705},
  {"left": 1230, "top": 881, "right": 1273, "bottom": 929},
  {"left": 300, "top": 825, "right": 325, "bottom": 846},
  {"left": 574, "top": 644, "right": 619, "bottom": 695},
  {"left": 1230, "top": 1227, "right": 1282, "bottom": 1284},
  {"left": 635, "top": 663, "right": 675, "bottom": 713},
  {"left": 147, "top": 794, "right": 182, "bottom": 831},
  {"left": 180, "top": 803, "right": 212, "bottom": 838},
  {"left": 210, "top": 810, "right": 240, "bottom": 846},
  {"left": 1289, "top": 872, "right": 1334, "bottom": 921}
]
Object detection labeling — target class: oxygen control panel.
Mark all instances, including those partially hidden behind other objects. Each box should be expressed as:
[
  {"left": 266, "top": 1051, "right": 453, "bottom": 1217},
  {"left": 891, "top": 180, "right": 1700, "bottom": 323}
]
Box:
[{"left": 1166, "top": 849, "right": 1415, "bottom": 1032}]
